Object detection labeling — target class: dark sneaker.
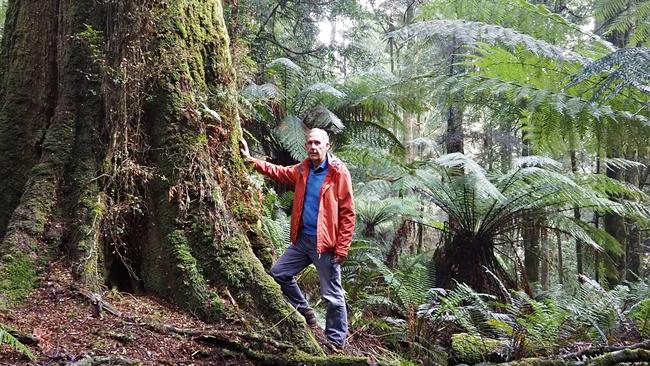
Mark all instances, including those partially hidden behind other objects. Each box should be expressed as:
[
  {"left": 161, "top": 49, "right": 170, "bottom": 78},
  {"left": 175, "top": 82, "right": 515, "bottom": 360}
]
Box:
[{"left": 298, "top": 306, "right": 318, "bottom": 327}]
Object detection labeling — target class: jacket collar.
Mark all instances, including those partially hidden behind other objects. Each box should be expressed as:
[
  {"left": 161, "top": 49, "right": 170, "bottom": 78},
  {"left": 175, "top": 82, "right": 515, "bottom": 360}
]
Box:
[{"left": 299, "top": 153, "right": 341, "bottom": 173}]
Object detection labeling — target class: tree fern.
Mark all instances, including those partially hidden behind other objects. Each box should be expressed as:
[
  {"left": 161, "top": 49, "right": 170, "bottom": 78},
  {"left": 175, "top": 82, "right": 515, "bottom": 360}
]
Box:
[
  {"left": 389, "top": 20, "right": 590, "bottom": 63},
  {"left": 594, "top": 0, "right": 650, "bottom": 47},
  {"left": 0, "top": 325, "right": 35, "bottom": 360},
  {"left": 275, "top": 115, "right": 307, "bottom": 161},
  {"left": 567, "top": 48, "right": 650, "bottom": 100}
]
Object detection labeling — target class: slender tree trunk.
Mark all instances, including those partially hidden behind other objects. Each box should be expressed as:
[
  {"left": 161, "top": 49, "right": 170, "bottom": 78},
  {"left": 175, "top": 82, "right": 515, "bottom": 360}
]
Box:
[
  {"left": 521, "top": 130, "right": 540, "bottom": 284},
  {"left": 570, "top": 150, "right": 584, "bottom": 275},
  {"left": 445, "top": 36, "right": 463, "bottom": 155},
  {"left": 556, "top": 232, "right": 564, "bottom": 284},
  {"left": 0, "top": 0, "right": 320, "bottom": 354},
  {"left": 604, "top": 153, "right": 627, "bottom": 287},
  {"left": 540, "top": 236, "right": 549, "bottom": 290},
  {"left": 625, "top": 154, "right": 641, "bottom": 280}
]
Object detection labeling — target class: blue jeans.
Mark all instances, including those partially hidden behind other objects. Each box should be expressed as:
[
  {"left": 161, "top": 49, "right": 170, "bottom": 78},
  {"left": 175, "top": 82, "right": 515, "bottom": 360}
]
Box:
[{"left": 270, "top": 232, "right": 348, "bottom": 346}]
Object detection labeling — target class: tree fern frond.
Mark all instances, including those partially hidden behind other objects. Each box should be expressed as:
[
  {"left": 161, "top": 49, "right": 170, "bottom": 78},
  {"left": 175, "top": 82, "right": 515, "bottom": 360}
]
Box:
[
  {"left": 242, "top": 83, "right": 282, "bottom": 100},
  {"left": 514, "top": 156, "right": 563, "bottom": 170},
  {"left": 581, "top": 173, "right": 650, "bottom": 201},
  {"left": 303, "top": 106, "right": 345, "bottom": 132},
  {"left": 390, "top": 20, "right": 590, "bottom": 63},
  {"left": 338, "top": 146, "right": 409, "bottom": 182},
  {"left": 295, "top": 83, "right": 346, "bottom": 115},
  {"left": 567, "top": 48, "right": 650, "bottom": 99},
  {"left": 547, "top": 213, "right": 607, "bottom": 252},
  {"left": 275, "top": 115, "right": 307, "bottom": 161},
  {"left": 603, "top": 157, "right": 647, "bottom": 171},
  {"left": 266, "top": 57, "right": 303, "bottom": 75},
  {"left": 339, "top": 120, "right": 405, "bottom": 156}
]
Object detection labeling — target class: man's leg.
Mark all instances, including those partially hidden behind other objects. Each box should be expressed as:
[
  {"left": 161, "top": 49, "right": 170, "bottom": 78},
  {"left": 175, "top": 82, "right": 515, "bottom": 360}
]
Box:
[
  {"left": 311, "top": 251, "right": 348, "bottom": 347},
  {"left": 270, "top": 236, "right": 314, "bottom": 318}
]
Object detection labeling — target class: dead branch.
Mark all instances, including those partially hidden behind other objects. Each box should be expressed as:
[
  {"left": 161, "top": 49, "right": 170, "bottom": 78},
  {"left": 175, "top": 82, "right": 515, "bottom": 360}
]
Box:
[
  {"left": 66, "top": 355, "right": 139, "bottom": 366},
  {"left": 560, "top": 339, "right": 650, "bottom": 360}
]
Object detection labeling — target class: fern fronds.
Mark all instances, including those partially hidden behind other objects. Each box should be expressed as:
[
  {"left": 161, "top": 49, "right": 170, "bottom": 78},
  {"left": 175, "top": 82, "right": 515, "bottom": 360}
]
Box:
[
  {"left": 302, "top": 106, "right": 345, "bottom": 132},
  {"left": 0, "top": 325, "right": 35, "bottom": 360},
  {"left": 390, "top": 20, "right": 590, "bottom": 63},
  {"left": 275, "top": 115, "right": 307, "bottom": 161},
  {"left": 567, "top": 48, "right": 650, "bottom": 100}
]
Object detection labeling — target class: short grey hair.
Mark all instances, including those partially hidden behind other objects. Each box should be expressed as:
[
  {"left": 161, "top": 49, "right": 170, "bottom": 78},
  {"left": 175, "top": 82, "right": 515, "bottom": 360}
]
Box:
[{"left": 305, "top": 128, "right": 330, "bottom": 143}]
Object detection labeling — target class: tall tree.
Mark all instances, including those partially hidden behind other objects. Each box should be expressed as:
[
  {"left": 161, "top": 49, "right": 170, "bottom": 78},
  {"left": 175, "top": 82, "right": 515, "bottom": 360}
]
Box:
[{"left": 0, "top": 0, "right": 325, "bottom": 356}]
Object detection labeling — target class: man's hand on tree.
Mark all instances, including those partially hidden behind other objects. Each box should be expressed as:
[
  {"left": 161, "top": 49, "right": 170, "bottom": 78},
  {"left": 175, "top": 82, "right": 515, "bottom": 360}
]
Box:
[
  {"left": 239, "top": 137, "right": 253, "bottom": 161},
  {"left": 334, "top": 255, "right": 346, "bottom": 265}
]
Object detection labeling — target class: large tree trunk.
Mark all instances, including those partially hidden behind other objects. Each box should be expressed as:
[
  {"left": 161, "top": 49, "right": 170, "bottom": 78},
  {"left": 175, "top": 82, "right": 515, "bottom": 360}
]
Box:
[{"left": 0, "top": 0, "right": 320, "bottom": 354}]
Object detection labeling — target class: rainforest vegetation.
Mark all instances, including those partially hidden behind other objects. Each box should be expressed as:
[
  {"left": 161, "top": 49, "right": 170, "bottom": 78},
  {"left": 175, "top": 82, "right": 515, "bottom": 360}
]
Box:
[{"left": 0, "top": 0, "right": 649, "bottom": 365}]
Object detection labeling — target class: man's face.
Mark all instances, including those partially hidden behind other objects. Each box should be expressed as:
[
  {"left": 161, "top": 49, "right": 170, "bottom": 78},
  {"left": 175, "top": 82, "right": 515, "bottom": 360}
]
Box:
[{"left": 305, "top": 130, "right": 330, "bottom": 165}]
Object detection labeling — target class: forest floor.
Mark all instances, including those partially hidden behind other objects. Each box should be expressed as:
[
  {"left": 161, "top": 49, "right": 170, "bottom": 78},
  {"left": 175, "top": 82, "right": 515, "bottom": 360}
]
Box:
[{"left": 0, "top": 260, "right": 380, "bottom": 365}]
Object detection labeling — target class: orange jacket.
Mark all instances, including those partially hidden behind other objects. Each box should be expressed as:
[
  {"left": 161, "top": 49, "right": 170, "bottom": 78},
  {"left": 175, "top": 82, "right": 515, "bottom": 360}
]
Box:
[{"left": 253, "top": 155, "right": 355, "bottom": 257}]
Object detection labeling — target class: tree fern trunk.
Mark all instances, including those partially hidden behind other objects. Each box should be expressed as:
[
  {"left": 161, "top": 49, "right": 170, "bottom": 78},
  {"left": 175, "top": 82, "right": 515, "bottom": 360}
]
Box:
[{"left": 0, "top": 0, "right": 320, "bottom": 353}]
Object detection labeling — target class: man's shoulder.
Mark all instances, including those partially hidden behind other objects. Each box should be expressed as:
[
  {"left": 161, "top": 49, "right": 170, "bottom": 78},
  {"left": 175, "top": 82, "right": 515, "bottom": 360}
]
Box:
[{"left": 328, "top": 155, "right": 350, "bottom": 175}]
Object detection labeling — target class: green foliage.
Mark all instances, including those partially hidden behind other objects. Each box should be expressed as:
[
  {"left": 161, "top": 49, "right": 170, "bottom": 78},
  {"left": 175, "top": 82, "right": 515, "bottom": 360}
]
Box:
[
  {"left": 567, "top": 48, "right": 650, "bottom": 101},
  {"left": 0, "top": 325, "right": 35, "bottom": 360},
  {"left": 630, "top": 298, "right": 650, "bottom": 337},
  {"left": 594, "top": 0, "right": 650, "bottom": 47},
  {"left": 241, "top": 58, "right": 348, "bottom": 161},
  {"left": 366, "top": 253, "right": 434, "bottom": 312},
  {"left": 390, "top": 19, "right": 589, "bottom": 63}
]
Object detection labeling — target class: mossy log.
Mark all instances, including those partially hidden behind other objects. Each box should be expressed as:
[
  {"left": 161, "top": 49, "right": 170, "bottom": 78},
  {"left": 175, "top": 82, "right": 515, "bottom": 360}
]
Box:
[{"left": 0, "top": 0, "right": 319, "bottom": 355}]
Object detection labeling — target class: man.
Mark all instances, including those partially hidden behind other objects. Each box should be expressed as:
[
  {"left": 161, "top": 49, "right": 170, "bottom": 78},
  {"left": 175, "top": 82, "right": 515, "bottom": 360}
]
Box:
[{"left": 240, "top": 128, "right": 355, "bottom": 349}]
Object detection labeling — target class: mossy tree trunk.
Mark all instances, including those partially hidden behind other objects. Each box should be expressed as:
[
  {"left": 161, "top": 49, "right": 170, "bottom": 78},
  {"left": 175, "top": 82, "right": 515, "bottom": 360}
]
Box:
[{"left": 0, "top": 0, "right": 320, "bottom": 354}]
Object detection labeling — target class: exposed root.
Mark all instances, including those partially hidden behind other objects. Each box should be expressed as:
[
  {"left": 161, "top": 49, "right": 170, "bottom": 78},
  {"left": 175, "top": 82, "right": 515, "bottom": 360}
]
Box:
[
  {"left": 499, "top": 341, "right": 650, "bottom": 366},
  {"left": 67, "top": 355, "right": 140, "bottom": 366},
  {"left": 560, "top": 339, "right": 650, "bottom": 360},
  {"left": 70, "top": 286, "right": 368, "bottom": 365}
]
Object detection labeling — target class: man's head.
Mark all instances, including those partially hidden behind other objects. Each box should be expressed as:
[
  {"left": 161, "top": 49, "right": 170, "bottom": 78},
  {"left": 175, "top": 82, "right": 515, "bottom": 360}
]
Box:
[{"left": 305, "top": 128, "right": 330, "bottom": 166}]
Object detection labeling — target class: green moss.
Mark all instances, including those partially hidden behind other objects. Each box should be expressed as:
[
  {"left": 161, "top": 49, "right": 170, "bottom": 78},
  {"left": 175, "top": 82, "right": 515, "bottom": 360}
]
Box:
[
  {"left": 0, "top": 254, "right": 37, "bottom": 307},
  {"left": 167, "top": 230, "right": 225, "bottom": 321},
  {"left": 451, "top": 332, "right": 507, "bottom": 364}
]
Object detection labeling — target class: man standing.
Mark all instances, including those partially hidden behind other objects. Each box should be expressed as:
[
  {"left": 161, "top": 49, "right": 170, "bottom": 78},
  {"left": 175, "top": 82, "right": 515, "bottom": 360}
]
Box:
[{"left": 240, "top": 128, "right": 355, "bottom": 349}]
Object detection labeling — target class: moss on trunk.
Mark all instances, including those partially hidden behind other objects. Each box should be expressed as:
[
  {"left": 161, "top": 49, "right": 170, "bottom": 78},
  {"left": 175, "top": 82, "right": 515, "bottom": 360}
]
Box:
[{"left": 0, "top": 0, "right": 321, "bottom": 355}]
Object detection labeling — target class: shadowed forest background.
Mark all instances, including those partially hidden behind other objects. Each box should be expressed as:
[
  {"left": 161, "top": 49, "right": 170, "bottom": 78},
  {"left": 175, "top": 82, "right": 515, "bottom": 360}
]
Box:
[{"left": 0, "top": 0, "right": 649, "bottom": 365}]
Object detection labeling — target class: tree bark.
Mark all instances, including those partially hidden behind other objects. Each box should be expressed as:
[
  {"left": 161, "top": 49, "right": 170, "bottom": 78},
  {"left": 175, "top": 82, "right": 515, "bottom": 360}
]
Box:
[
  {"left": 0, "top": 0, "right": 320, "bottom": 354},
  {"left": 570, "top": 150, "right": 584, "bottom": 275},
  {"left": 521, "top": 130, "right": 540, "bottom": 285},
  {"left": 603, "top": 154, "right": 627, "bottom": 287}
]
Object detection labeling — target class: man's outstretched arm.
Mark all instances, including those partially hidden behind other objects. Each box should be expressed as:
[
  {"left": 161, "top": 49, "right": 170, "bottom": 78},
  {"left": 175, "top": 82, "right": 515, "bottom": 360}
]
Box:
[{"left": 240, "top": 137, "right": 298, "bottom": 185}]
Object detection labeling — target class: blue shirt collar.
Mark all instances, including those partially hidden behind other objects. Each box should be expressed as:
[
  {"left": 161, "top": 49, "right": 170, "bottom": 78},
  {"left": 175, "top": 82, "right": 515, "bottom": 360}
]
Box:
[{"left": 311, "top": 157, "right": 328, "bottom": 173}]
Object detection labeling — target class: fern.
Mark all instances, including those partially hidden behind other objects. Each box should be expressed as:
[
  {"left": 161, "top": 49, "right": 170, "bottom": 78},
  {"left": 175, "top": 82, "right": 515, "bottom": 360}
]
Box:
[
  {"left": 390, "top": 20, "right": 590, "bottom": 63},
  {"left": 241, "top": 83, "right": 282, "bottom": 101},
  {"left": 419, "top": 283, "right": 501, "bottom": 337},
  {"left": 275, "top": 115, "right": 307, "bottom": 161},
  {"left": 366, "top": 253, "right": 434, "bottom": 312},
  {"left": 567, "top": 48, "right": 650, "bottom": 100},
  {"left": 0, "top": 325, "right": 35, "bottom": 360},
  {"left": 595, "top": 0, "right": 650, "bottom": 47},
  {"left": 302, "top": 106, "right": 344, "bottom": 132}
]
